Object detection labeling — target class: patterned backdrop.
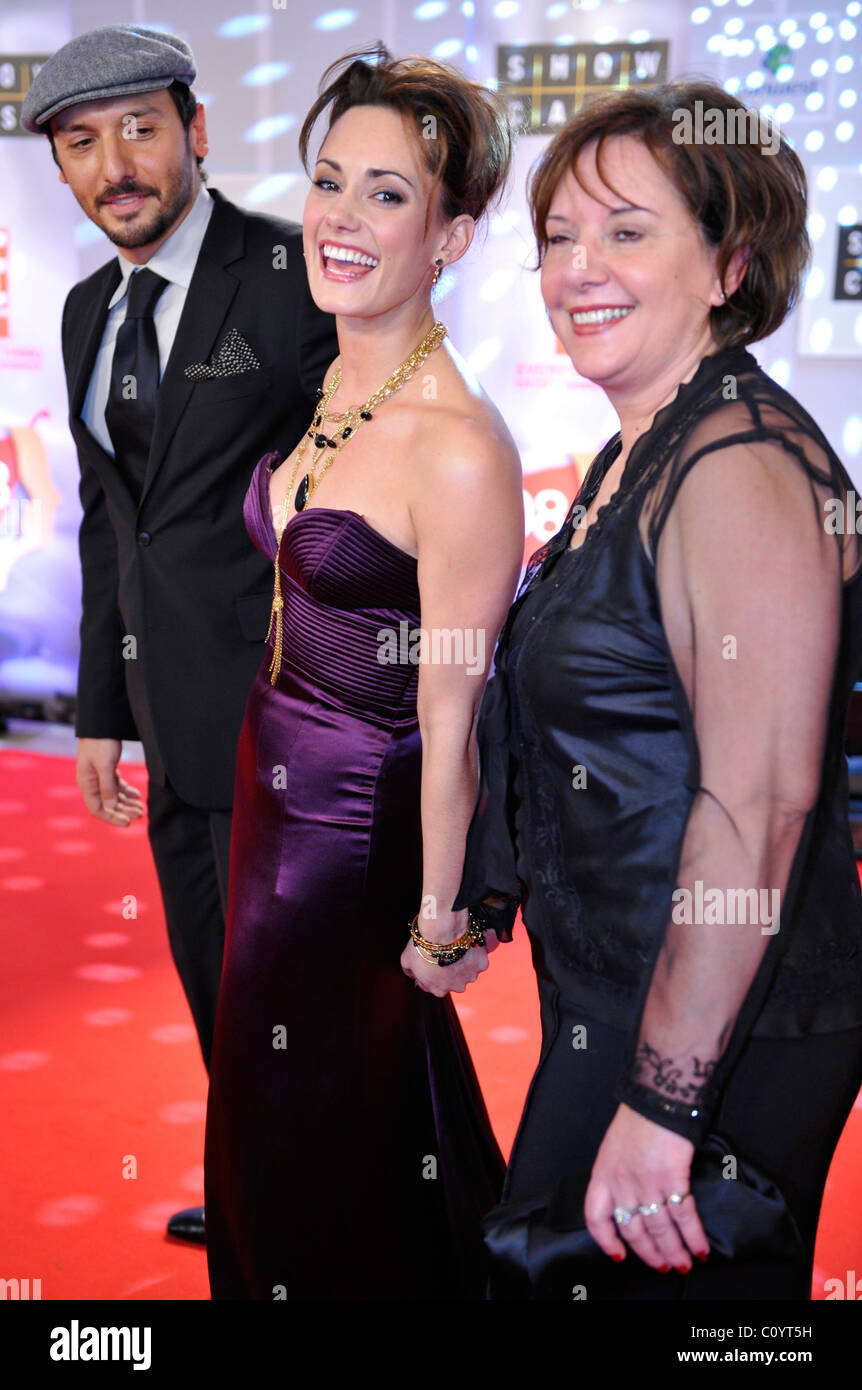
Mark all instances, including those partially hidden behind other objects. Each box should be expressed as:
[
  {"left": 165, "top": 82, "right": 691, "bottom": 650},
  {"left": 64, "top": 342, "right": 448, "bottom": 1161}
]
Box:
[{"left": 0, "top": 0, "right": 860, "bottom": 704}]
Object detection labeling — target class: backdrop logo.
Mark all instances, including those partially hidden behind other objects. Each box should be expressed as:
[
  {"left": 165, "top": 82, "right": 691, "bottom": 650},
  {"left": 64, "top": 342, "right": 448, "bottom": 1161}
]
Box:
[
  {"left": 0, "top": 229, "right": 7, "bottom": 337},
  {"left": 763, "top": 43, "right": 793, "bottom": 78},
  {"left": 0, "top": 412, "right": 61, "bottom": 591},
  {"left": 0, "top": 56, "right": 49, "bottom": 136},
  {"left": 498, "top": 42, "right": 669, "bottom": 134},
  {"left": 523, "top": 463, "right": 593, "bottom": 562},
  {"left": 834, "top": 226, "right": 862, "bottom": 301}
]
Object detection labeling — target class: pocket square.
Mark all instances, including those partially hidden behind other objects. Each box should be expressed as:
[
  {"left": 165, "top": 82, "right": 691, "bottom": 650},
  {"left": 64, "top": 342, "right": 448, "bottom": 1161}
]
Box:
[{"left": 185, "top": 328, "right": 261, "bottom": 380}]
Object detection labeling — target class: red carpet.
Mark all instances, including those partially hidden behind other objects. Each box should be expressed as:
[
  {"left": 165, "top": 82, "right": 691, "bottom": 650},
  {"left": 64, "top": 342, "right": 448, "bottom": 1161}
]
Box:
[{"left": 1, "top": 748, "right": 860, "bottom": 1300}]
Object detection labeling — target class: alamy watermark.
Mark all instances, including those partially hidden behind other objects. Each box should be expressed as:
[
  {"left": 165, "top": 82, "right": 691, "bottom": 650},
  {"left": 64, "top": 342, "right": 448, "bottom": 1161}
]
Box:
[
  {"left": 671, "top": 101, "right": 780, "bottom": 157},
  {"left": 672, "top": 880, "right": 781, "bottom": 936},
  {"left": 377, "top": 621, "right": 485, "bottom": 676},
  {"left": 50, "top": 1321, "right": 151, "bottom": 1370},
  {"left": 824, "top": 490, "right": 862, "bottom": 535}
]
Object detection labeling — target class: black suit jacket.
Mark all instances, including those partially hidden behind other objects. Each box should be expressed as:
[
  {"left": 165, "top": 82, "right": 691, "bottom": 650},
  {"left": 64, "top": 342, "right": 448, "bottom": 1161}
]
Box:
[{"left": 62, "top": 188, "right": 338, "bottom": 807}]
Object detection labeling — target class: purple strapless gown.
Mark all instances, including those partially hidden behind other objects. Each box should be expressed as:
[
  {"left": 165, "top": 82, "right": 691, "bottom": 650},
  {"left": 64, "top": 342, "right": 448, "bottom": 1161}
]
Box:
[{"left": 204, "top": 452, "right": 504, "bottom": 1299}]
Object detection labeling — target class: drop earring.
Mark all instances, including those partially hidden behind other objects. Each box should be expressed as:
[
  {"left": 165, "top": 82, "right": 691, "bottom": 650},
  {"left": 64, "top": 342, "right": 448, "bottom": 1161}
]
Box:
[{"left": 431, "top": 258, "right": 443, "bottom": 286}]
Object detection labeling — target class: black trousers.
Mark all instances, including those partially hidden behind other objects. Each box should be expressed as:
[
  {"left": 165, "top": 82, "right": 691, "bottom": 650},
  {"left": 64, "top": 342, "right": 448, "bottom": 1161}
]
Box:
[
  {"left": 146, "top": 775, "right": 232, "bottom": 1073},
  {"left": 503, "top": 973, "right": 862, "bottom": 1299}
]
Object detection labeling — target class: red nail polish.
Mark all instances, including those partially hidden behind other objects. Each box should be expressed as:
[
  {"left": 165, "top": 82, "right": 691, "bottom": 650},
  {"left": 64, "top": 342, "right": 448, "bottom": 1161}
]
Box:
[
  {"left": 675, "top": 1264, "right": 692, "bottom": 1275},
  {"left": 696, "top": 1251, "right": 709, "bottom": 1262},
  {"left": 659, "top": 1264, "right": 671, "bottom": 1273},
  {"left": 611, "top": 1253, "right": 624, "bottom": 1263}
]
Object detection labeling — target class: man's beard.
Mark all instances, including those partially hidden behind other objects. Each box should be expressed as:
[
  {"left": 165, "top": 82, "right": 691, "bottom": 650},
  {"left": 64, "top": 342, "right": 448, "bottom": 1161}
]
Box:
[{"left": 96, "top": 156, "right": 196, "bottom": 249}]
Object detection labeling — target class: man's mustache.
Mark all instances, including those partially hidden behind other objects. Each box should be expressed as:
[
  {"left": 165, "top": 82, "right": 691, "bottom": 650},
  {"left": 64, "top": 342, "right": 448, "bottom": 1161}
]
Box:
[{"left": 97, "top": 183, "right": 157, "bottom": 205}]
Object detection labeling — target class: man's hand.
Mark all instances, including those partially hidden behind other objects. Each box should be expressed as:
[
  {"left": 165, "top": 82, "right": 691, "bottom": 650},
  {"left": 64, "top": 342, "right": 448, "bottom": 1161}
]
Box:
[{"left": 76, "top": 738, "right": 143, "bottom": 826}]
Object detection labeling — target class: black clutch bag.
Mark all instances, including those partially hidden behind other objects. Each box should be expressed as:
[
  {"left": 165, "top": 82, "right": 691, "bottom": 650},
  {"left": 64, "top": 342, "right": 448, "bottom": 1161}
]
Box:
[{"left": 482, "top": 1134, "right": 806, "bottom": 1300}]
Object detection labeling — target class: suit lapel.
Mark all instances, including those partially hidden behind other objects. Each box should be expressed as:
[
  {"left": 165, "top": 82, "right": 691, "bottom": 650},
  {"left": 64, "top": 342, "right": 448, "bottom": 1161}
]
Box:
[
  {"left": 69, "top": 260, "right": 122, "bottom": 418},
  {"left": 141, "top": 191, "right": 245, "bottom": 504}
]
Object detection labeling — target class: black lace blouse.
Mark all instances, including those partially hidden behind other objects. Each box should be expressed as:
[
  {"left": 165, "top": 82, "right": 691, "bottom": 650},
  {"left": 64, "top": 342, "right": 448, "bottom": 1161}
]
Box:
[{"left": 453, "top": 347, "right": 862, "bottom": 1142}]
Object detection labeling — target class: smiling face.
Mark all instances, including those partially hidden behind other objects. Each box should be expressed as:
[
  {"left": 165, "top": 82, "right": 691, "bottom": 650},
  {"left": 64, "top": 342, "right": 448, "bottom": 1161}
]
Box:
[
  {"left": 50, "top": 88, "right": 207, "bottom": 258},
  {"left": 302, "top": 103, "right": 469, "bottom": 323},
  {"left": 541, "top": 135, "right": 727, "bottom": 404}
]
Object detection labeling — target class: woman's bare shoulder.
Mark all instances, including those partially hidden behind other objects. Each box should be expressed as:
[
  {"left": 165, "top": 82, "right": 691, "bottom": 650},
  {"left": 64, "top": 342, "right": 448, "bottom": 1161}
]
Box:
[{"left": 413, "top": 339, "right": 520, "bottom": 470}]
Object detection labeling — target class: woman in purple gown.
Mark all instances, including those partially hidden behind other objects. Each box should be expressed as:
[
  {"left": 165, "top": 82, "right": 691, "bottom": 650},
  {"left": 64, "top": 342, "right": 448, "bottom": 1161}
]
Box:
[{"left": 204, "top": 46, "right": 523, "bottom": 1299}]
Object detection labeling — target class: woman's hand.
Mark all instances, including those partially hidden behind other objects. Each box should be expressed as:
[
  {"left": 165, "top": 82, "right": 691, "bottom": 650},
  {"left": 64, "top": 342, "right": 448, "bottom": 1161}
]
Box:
[
  {"left": 400, "top": 910, "right": 499, "bottom": 998},
  {"left": 584, "top": 1103, "right": 709, "bottom": 1273}
]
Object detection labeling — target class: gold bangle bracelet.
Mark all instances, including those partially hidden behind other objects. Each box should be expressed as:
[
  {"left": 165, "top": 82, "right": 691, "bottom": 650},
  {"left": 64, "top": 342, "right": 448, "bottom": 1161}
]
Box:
[
  {"left": 408, "top": 910, "right": 485, "bottom": 966},
  {"left": 409, "top": 911, "right": 483, "bottom": 952}
]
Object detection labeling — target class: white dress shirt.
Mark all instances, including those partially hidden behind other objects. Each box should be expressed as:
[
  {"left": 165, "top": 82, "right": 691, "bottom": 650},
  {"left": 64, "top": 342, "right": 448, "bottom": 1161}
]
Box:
[{"left": 81, "top": 183, "right": 214, "bottom": 456}]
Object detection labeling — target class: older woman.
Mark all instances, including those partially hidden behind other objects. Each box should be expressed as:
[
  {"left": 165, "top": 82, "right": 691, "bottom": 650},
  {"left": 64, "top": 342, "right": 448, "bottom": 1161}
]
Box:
[{"left": 451, "top": 81, "right": 862, "bottom": 1300}]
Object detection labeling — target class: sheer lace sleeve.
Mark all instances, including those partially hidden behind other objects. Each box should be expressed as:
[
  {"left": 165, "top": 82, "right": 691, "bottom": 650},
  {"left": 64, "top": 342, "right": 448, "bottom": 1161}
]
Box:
[{"left": 615, "top": 397, "right": 858, "bottom": 1143}]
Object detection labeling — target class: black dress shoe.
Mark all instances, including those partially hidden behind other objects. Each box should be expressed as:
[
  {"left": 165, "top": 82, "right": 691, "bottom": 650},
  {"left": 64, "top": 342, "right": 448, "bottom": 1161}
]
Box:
[{"left": 167, "top": 1205, "right": 205, "bottom": 1244}]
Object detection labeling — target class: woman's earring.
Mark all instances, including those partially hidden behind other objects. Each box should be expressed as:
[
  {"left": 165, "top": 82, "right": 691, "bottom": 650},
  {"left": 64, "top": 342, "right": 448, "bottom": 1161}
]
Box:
[{"left": 431, "top": 258, "right": 444, "bottom": 286}]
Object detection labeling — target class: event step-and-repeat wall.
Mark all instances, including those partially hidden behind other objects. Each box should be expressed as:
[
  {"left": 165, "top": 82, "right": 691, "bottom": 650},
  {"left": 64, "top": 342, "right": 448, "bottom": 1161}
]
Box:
[{"left": 1, "top": 0, "right": 860, "bottom": 711}]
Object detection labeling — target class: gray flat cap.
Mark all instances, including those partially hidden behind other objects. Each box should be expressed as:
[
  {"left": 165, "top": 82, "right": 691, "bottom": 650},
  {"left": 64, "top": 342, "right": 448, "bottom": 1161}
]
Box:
[{"left": 21, "top": 24, "right": 196, "bottom": 133}]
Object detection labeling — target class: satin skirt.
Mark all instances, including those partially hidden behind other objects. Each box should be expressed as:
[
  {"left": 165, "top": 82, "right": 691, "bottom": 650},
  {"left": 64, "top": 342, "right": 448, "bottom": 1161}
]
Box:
[{"left": 204, "top": 660, "right": 504, "bottom": 1299}]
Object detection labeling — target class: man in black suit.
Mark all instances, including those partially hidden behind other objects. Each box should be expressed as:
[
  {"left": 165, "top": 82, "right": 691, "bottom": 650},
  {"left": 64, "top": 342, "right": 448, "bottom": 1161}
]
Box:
[{"left": 22, "top": 26, "right": 338, "bottom": 1244}]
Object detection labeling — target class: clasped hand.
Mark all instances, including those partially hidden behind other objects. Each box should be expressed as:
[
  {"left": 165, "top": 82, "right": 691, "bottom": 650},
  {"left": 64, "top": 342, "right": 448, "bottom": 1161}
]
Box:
[{"left": 400, "top": 908, "right": 499, "bottom": 998}]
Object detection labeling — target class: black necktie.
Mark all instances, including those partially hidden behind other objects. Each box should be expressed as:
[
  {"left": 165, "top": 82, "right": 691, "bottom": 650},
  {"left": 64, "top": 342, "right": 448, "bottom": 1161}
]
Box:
[{"left": 105, "top": 267, "right": 169, "bottom": 502}]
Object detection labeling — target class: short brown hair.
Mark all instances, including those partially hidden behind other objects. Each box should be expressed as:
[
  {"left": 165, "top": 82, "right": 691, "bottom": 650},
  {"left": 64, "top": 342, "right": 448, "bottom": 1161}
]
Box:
[
  {"left": 527, "top": 80, "right": 810, "bottom": 349},
  {"left": 299, "top": 41, "right": 513, "bottom": 233}
]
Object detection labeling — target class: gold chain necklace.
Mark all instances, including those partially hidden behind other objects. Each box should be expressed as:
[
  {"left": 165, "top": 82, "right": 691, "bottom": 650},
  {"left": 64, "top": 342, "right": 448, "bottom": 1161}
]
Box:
[{"left": 266, "top": 319, "right": 448, "bottom": 684}]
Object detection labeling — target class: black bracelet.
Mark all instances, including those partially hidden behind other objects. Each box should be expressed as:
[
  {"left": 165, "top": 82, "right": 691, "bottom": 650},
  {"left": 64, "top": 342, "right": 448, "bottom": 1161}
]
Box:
[{"left": 616, "top": 1079, "right": 714, "bottom": 1145}]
